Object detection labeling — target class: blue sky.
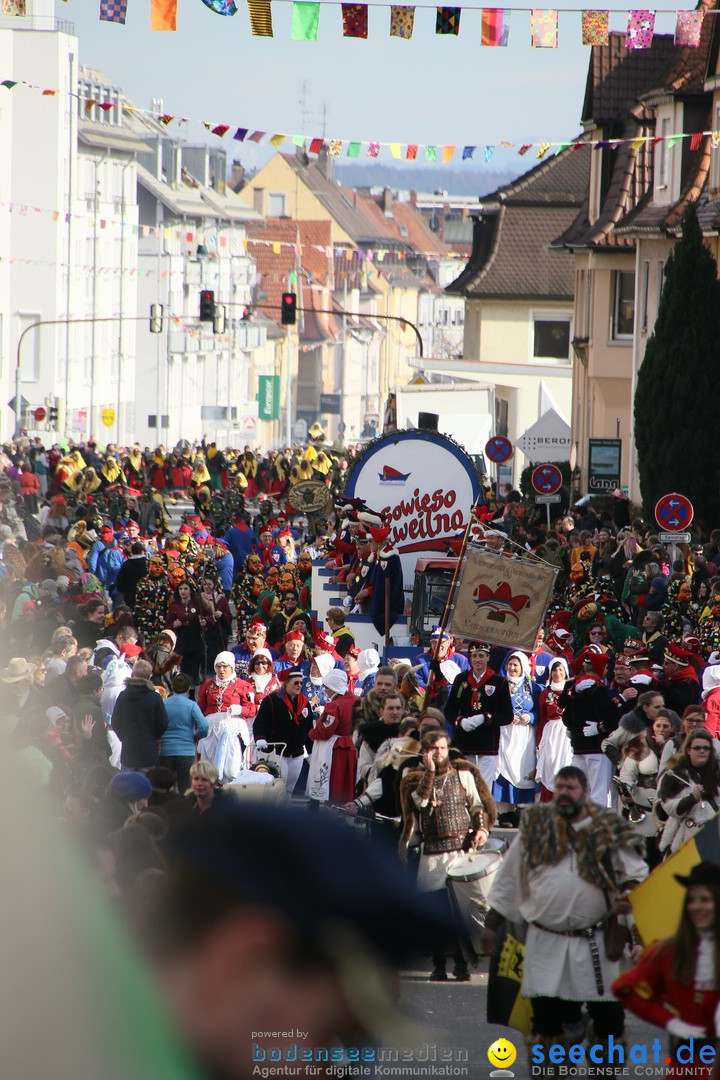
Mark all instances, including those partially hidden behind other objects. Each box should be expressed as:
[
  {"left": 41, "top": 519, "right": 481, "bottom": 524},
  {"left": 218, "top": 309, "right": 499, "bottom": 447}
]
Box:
[{"left": 69, "top": 0, "right": 687, "bottom": 170}]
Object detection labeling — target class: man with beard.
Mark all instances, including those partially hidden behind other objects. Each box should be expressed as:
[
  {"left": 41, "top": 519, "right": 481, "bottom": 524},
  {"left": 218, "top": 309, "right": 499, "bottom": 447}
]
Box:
[{"left": 481, "top": 767, "right": 647, "bottom": 1074}]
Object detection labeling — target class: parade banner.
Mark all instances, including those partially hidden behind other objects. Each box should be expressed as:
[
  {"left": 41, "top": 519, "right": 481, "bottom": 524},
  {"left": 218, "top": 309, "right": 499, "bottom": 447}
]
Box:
[
  {"left": 486, "top": 921, "right": 533, "bottom": 1036},
  {"left": 450, "top": 548, "right": 556, "bottom": 651}
]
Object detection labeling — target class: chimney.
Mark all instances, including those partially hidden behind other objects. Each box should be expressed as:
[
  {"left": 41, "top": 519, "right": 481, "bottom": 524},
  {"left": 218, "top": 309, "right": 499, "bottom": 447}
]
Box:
[
  {"left": 229, "top": 160, "right": 245, "bottom": 193},
  {"left": 317, "top": 143, "right": 332, "bottom": 181}
]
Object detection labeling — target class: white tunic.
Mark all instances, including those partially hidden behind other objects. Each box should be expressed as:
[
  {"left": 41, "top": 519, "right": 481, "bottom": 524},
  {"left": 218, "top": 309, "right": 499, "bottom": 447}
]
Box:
[{"left": 488, "top": 816, "right": 647, "bottom": 1001}]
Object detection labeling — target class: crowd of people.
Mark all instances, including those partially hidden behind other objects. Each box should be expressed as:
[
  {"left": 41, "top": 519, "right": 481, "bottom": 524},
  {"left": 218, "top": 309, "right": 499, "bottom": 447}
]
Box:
[{"left": 5, "top": 432, "right": 720, "bottom": 1076}]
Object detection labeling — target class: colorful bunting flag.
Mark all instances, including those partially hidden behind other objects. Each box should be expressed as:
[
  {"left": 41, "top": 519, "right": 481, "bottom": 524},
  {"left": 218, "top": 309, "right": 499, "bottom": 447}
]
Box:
[
  {"left": 248, "top": 130, "right": 265, "bottom": 142},
  {"left": 406, "top": 144, "right": 418, "bottom": 160},
  {"left": 200, "top": 0, "right": 237, "bottom": 14},
  {"left": 425, "top": 145, "right": 437, "bottom": 162},
  {"left": 581, "top": 10, "right": 608, "bottom": 45},
  {"left": 329, "top": 139, "right": 342, "bottom": 155},
  {"left": 390, "top": 5, "right": 414, "bottom": 38},
  {"left": 269, "top": 133, "right": 286, "bottom": 146},
  {"left": 99, "top": 0, "right": 126, "bottom": 24},
  {"left": 531, "top": 9, "right": 558, "bottom": 47},
  {"left": 0, "top": 80, "right": 18, "bottom": 88},
  {"left": 462, "top": 146, "right": 476, "bottom": 159},
  {"left": 347, "top": 142, "right": 361, "bottom": 157},
  {"left": 674, "top": 10, "right": 703, "bottom": 47},
  {"left": 309, "top": 137, "right": 324, "bottom": 152},
  {"left": 518, "top": 144, "right": 532, "bottom": 155},
  {"left": 667, "top": 134, "right": 683, "bottom": 149},
  {"left": 367, "top": 142, "right": 380, "bottom": 157},
  {"left": 481, "top": 8, "right": 509, "bottom": 46},
  {"left": 389, "top": 143, "right": 402, "bottom": 159},
  {"left": 233, "top": 127, "right": 248, "bottom": 141},
  {"left": 436, "top": 7, "right": 460, "bottom": 34},
  {"left": 690, "top": 132, "right": 704, "bottom": 151},
  {"left": 211, "top": 124, "right": 230, "bottom": 137},
  {"left": 626, "top": 10, "right": 655, "bottom": 49},
  {"left": 247, "top": 0, "right": 272, "bottom": 34},
  {"left": 150, "top": 0, "right": 177, "bottom": 31},
  {"left": 484, "top": 145, "right": 495, "bottom": 162},
  {"left": 536, "top": 142, "right": 551, "bottom": 158},
  {"left": 442, "top": 145, "right": 455, "bottom": 163},
  {"left": 1, "top": 0, "right": 26, "bottom": 13},
  {"left": 291, "top": 1, "right": 320, "bottom": 40},
  {"left": 342, "top": 3, "right": 368, "bottom": 37}
]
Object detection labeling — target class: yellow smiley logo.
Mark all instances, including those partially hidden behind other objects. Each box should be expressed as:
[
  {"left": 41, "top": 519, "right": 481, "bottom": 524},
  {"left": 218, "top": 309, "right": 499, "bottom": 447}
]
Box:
[{"left": 488, "top": 1038, "right": 517, "bottom": 1070}]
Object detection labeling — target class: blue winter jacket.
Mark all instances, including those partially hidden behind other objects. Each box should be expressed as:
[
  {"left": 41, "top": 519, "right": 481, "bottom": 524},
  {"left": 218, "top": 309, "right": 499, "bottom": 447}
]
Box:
[{"left": 160, "top": 693, "right": 209, "bottom": 756}]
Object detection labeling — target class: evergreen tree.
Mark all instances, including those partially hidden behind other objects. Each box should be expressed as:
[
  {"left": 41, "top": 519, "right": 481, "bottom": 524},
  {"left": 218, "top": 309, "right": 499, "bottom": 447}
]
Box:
[{"left": 634, "top": 203, "right": 720, "bottom": 528}]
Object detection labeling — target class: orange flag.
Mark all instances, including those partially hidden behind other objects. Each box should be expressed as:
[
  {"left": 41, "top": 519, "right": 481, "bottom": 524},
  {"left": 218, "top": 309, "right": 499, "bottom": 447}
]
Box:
[{"left": 151, "top": 0, "right": 177, "bottom": 30}]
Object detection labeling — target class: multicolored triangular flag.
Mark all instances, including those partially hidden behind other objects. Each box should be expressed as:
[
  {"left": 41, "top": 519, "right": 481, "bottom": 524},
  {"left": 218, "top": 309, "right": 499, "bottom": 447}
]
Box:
[
  {"left": 626, "top": 10, "right": 655, "bottom": 49},
  {"left": 390, "top": 4, "right": 414, "bottom": 37},
  {"left": 581, "top": 10, "right": 608, "bottom": 45},
  {"left": 436, "top": 6, "right": 460, "bottom": 34},
  {"left": 247, "top": 0, "right": 272, "bottom": 34},
  {"left": 531, "top": 9, "right": 558, "bottom": 47},
  {"left": 674, "top": 9, "right": 703, "bottom": 47},
  {"left": 481, "top": 9, "right": 509, "bottom": 45},
  {"left": 342, "top": 2, "right": 368, "bottom": 37}
]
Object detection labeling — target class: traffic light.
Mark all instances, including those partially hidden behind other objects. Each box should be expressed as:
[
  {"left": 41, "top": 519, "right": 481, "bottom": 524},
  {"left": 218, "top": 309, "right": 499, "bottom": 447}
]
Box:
[
  {"left": 213, "top": 303, "right": 226, "bottom": 334},
  {"left": 281, "top": 292, "right": 297, "bottom": 325},
  {"left": 48, "top": 404, "right": 59, "bottom": 429},
  {"left": 199, "top": 289, "right": 215, "bottom": 322},
  {"left": 149, "top": 303, "right": 164, "bottom": 334}
]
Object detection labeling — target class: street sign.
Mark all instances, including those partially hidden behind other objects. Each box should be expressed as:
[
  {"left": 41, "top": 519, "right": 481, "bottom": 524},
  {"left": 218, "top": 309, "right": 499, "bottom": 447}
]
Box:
[
  {"left": 655, "top": 493, "right": 694, "bottom": 532},
  {"left": 101, "top": 408, "right": 116, "bottom": 427},
  {"left": 33, "top": 406, "right": 46, "bottom": 423},
  {"left": 243, "top": 416, "right": 256, "bottom": 431},
  {"left": 658, "top": 532, "right": 691, "bottom": 543},
  {"left": 485, "top": 436, "right": 513, "bottom": 464},
  {"left": 531, "top": 463, "right": 563, "bottom": 495},
  {"left": 535, "top": 494, "right": 562, "bottom": 505},
  {"left": 7, "top": 395, "right": 29, "bottom": 413}
]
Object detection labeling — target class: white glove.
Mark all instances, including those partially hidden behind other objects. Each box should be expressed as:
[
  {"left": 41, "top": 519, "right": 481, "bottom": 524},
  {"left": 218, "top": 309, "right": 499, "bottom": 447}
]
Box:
[
  {"left": 666, "top": 1018, "right": 705, "bottom": 1039},
  {"left": 583, "top": 722, "right": 599, "bottom": 737},
  {"left": 460, "top": 714, "right": 485, "bottom": 732},
  {"left": 255, "top": 738, "right": 268, "bottom": 750},
  {"left": 576, "top": 678, "right": 596, "bottom": 693}
]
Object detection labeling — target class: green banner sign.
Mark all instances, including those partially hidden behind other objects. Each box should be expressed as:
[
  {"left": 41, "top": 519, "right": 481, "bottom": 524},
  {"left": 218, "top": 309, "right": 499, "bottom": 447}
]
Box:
[{"left": 257, "top": 375, "right": 280, "bottom": 421}]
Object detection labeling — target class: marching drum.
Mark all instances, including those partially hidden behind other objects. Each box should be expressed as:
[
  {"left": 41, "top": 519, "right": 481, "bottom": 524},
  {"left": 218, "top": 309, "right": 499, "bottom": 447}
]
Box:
[{"left": 446, "top": 837, "right": 507, "bottom": 956}]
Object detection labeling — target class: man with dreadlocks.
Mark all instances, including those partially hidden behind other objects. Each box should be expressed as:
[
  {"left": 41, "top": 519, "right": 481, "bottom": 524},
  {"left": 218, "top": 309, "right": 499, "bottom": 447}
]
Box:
[{"left": 481, "top": 766, "right": 647, "bottom": 1076}]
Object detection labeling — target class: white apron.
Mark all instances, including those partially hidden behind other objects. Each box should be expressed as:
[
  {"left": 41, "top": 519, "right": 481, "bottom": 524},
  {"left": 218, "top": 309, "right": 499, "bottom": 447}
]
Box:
[
  {"left": 497, "top": 722, "right": 536, "bottom": 788},
  {"left": 306, "top": 735, "right": 339, "bottom": 802},
  {"left": 536, "top": 719, "right": 574, "bottom": 791}
]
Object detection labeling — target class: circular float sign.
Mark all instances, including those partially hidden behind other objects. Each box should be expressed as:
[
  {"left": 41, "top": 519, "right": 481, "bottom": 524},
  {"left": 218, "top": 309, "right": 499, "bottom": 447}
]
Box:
[
  {"left": 33, "top": 406, "right": 46, "bottom": 422},
  {"left": 287, "top": 480, "right": 334, "bottom": 515},
  {"left": 531, "top": 463, "right": 563, "bottom": 495},
  {"left": 485, "top": 436, "right": 513, "bottom": 464},
  {"left": 655, "top": 493, "right": 694, "bottom": 532}
]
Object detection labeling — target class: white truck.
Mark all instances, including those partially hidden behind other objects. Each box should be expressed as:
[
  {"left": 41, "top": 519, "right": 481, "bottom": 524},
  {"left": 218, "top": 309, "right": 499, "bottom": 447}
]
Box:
[{"left": 392, "top": 383, "right": 494, "bottom": 471}]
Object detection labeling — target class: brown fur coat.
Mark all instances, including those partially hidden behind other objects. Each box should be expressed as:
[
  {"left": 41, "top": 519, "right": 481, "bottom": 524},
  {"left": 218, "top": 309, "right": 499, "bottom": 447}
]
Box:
[{"left": 399, "top": 757, "right": 497, "bottom": 850}]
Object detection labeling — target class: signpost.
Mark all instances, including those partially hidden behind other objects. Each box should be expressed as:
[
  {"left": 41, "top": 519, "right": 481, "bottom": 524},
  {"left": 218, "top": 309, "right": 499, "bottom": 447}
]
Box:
[
  {"left": 33, "top": 406, "right": 46, "bottom": 423},
  {"left": 588, "top": 438, "right": 622, "bottom": 494},
  {"left": 654, "top": 493, "right": 694, "bottom": 532},
  {"left": 485, "top": 436, "right": 513, "bottom": 465},
  {"left": 101, "top": 408, "right": 116, "bottom": 428},
  {"left": 532, "top": 464, "right": 563, "bottom": 530}
]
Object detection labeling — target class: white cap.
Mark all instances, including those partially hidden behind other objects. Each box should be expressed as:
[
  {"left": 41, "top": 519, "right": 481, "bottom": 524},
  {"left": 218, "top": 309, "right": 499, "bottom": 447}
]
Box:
[
  {"left": 313, "top": 652, "right": 335, "bottom": 678},
  {"left": 322, "top": 669, "right": 349, "bottom": 696},
  {"left": 357, "top": 648, "right": 380, "bottom": 677}
]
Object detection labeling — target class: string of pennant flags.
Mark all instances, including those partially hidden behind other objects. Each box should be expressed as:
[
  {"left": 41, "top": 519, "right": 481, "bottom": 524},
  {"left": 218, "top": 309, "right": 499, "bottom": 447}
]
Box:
[
  {"left": 3, "top": 74, "right": 720, "bottom": 165},
  {"left": 0, "top": 0, "right": 716, "bottom": 43}
]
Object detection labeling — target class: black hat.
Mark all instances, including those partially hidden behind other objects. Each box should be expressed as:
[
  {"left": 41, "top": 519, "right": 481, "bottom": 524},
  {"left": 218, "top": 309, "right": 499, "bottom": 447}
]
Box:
[
  {"left": 674, "top": 862, "right": 720, "bottom": 888},
  {"left": 161, "top": 803, "right": 453, "bottom": 1041}
]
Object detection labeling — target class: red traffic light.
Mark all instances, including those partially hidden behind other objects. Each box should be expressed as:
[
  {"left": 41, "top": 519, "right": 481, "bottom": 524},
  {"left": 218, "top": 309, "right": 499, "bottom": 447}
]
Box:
[
  {"left": 199, "top": 289, "right": 215, "bottom": 321},
  {"left": 281, "top": 292, "right": 297, "bottom": 325}
]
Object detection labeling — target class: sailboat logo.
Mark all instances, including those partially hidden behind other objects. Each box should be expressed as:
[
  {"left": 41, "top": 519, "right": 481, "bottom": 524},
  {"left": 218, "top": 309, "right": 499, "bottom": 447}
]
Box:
[{"left": 378, "top": 464, "right": 411, "bottom": 484}]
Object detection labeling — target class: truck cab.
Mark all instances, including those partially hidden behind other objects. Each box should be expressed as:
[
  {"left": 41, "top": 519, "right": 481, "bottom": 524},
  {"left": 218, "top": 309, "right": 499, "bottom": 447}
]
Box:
[{"left": 409, "top": 557, "right": 458, "bottom": 647}]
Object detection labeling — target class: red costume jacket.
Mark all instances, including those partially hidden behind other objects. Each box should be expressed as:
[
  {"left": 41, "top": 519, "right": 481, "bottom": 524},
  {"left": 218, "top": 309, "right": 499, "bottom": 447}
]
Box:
[
  {"left": 308, "top": 691, "right": 357, "bottom": 803},
  {"left": 196, "top": 676, "right": 257, "bottom": 719}
]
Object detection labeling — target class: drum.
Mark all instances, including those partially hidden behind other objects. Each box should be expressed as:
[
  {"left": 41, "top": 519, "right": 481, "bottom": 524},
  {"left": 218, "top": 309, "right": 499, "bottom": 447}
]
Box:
[{"left": 446, "top": 848, "right": 504, "bottom": 956}]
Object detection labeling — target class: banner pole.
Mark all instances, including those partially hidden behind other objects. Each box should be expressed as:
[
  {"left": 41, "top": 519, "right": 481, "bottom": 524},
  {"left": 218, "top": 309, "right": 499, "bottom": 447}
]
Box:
[{"left": 422, "top": 495, "right": 482, "bottom": 710}]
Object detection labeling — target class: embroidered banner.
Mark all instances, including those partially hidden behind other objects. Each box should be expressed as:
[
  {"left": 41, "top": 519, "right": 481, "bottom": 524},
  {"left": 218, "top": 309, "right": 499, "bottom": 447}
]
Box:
[{"left": 451, "top": 549, "right": 557, "bottom": 651}]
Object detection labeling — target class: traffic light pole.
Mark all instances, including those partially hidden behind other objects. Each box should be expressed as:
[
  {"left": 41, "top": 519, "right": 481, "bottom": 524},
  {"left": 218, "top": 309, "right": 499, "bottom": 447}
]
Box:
[{"left": 13, "top": 314, "right": 164, "bottom": 439}]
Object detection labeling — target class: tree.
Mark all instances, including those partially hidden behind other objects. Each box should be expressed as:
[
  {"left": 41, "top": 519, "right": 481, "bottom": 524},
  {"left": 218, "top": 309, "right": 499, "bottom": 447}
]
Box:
[{"left": 634, "top": 203, "right": 720, "bottom": 529}]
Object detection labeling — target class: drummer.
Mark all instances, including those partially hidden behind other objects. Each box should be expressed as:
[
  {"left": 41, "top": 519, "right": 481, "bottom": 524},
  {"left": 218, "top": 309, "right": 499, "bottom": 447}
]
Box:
[{"left": 399, "top": 730, "right": 497, "bottom": 981}]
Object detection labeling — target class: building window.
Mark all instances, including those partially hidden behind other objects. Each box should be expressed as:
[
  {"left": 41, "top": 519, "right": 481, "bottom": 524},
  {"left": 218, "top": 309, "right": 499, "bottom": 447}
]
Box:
[
  {"left": 495, "top": 397, "right": 509, "bottom": 438},
  {"left": 533, "top": 318, "right": 570, "bottom": 361},
  {"left": 656, "top": 116, "right": 671, "bottom": 191},
  {"left": 267, "top": 193, "right": 287, "bottom": 217},
  {"left": 611, "top": 271, "right": 635, "bottom": 339}
]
